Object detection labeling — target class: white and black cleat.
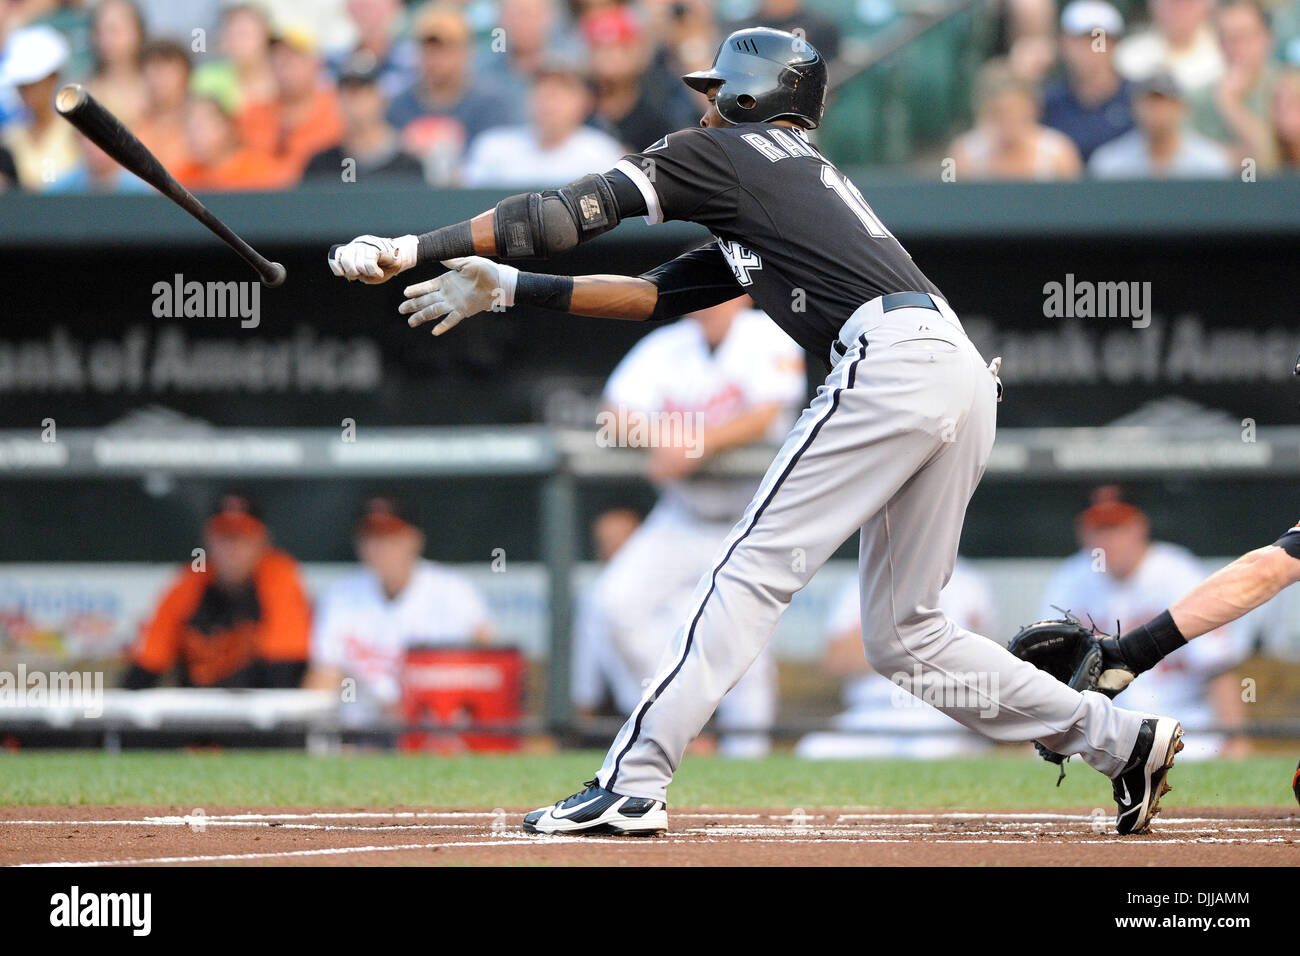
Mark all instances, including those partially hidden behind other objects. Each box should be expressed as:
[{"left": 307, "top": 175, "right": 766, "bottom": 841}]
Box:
[
  {"left": 523, "top": 779, "right": 667, "bottom": 836},
  {"left": 1113, "top": 716, "right": 1184, "bottom": 835}
]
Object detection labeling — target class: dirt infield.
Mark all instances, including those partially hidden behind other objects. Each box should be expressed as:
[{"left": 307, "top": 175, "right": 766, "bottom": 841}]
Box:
[{"left": 2, "top": 805, "right": 1297, "bottom": 866}]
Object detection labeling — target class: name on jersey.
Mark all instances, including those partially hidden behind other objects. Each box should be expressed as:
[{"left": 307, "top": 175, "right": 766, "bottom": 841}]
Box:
[{"left": 741, "top": 128, "right": 818, "bottom": 163}]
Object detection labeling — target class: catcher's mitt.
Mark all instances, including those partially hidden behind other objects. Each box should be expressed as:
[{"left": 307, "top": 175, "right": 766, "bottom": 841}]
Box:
[{"left": 1006, "top": 614, "right": 1106, "bottom": 777}]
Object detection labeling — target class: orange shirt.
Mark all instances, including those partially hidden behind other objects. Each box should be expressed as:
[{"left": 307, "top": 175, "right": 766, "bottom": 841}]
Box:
[
  {"left": 237, "top": 87, "right": 345, "bottom": 177},
  {"left": 135, "top": 116, "right": 192, "bottom": 175},
  {"left": 132, "top": 549, "right": 311, "bottom": 687},
  {"left": 175, "top": 147, "right": 296, "bottom": 191}
]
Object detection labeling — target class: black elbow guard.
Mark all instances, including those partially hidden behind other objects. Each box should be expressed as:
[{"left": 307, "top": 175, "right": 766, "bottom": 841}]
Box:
[{"left": 493, "top": 173, "right": 621, "bottom": 259}]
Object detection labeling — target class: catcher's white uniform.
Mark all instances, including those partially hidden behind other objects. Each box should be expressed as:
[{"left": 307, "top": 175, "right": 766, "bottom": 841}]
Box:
[
  {"left": 1040, "top": 543, "right": 1250, "bottom": 758},
  {"left": 312, "top": 560, "right": 493, "bottom": 727}
]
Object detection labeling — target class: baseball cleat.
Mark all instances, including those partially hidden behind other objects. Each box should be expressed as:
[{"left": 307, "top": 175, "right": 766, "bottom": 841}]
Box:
[
  {"left": 523, "top": 779, "right": 667, "bottom": 836},
  {"left": 1113, "top": 716, "right": 1184, "bottom": 835}
]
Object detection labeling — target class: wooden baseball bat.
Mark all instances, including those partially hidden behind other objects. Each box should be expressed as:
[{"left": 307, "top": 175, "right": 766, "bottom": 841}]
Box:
[{"left": 55, "top": 83, "right": 287, "bottom": 287}]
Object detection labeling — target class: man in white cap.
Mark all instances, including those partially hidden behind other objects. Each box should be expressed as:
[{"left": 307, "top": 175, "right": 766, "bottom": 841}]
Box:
[
  {"left": 1043, "top": 0, "right": 1135, "bottom": 162},
  {"left": 1, "top": 25, "right": 81, "bottom": 190}
]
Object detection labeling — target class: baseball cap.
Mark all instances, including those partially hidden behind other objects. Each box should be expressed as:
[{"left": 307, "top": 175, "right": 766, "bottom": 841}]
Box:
[
  {"left": 1134, "top": 69, "right": 1185, "bottom": 100},
  {"left": 582, "top": 5, "right": 643, "bottom": 46},
  {"left": 355, "top": 495, "right": 419, "bottom": 537},
  {"left": 413, "top": 3, "right": 471, "bottom": 44},
  {"left": 1060, "top": 0, "right": 1124, "bottom": 38},
  {"left": 1077, "top": 486, "right": 1146, "bottom": 530},
  {"left": 0, "top": 24, "right": 69, "bottom": 87},
  {"left": 206, "top": 490, "right": 267, "bottom": 538},
  {"left": 271, "top": 24, "right": 319, "bottom": 56},
  {"left": 337, "top": 51, "right": 382, "bottom": 87}
]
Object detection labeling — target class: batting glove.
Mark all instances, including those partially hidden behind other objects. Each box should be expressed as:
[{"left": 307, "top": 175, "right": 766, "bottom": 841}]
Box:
[
  {"left": 328, "top": 234, "right": 418, "bottom": 284},
  {"left": 399, "top": 257, "right": 519, "bottom": 336}
]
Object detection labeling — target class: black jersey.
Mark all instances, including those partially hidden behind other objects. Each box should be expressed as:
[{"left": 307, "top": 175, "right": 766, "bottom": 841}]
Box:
[{"left": 609, "top": 123, "right": 943, "bottom": 359}]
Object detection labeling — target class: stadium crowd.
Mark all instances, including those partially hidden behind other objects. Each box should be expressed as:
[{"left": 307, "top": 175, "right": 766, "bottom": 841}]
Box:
[{"left": 1, "top": 0, "right": 1299, "bottom": 192}]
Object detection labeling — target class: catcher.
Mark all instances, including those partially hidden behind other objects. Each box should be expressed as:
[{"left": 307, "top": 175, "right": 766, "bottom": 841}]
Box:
[{"left": 1013, "top": 520, "right": 1300, "bottom": 805}]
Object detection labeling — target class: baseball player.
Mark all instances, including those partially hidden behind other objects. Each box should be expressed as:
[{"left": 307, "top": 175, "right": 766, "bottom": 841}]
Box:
[
  {"left": 1099, "top": 521, "right": 1300, "bottom": 803},
  {"left": 329, "top": 27, "right": 1182, "bottom": 836},
  {"left": 305, "top": 496, "right": 495, "bottom": 730},
  {"left": 582, "top": 296, "right": 806, "bottom": 757}
]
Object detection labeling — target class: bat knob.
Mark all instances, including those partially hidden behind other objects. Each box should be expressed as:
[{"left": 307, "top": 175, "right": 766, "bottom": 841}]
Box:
[
  {"left": 263, "top": 262, "right": 287, "bottom": 287},
  {"left": 54, "top": 83, "right": 88, "bottom": 115}
]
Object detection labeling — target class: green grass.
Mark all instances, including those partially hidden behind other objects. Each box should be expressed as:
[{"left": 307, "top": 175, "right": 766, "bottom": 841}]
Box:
[{"left": 1, "top": 751, "right": 1295, "bottom": 809}]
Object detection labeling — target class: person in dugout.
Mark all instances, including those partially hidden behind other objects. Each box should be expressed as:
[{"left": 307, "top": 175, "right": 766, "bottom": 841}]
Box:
[{"left": 122, "top": 491, "right": 311, "bottom": 689}]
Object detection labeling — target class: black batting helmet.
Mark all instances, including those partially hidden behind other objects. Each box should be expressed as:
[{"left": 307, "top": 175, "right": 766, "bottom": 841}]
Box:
[{"left": 682, "top": 27, "right": 829, "bottom": 129}]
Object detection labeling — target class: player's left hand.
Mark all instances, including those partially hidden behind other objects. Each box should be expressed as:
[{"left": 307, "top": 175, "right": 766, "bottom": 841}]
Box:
[{"left": 400, "top": 256, "right": 519, "bottom": 336}]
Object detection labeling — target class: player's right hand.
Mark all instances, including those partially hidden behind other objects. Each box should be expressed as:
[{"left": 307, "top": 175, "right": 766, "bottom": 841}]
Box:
[{"left": 328, "top": 234, "right": 418, "bottom": 284}]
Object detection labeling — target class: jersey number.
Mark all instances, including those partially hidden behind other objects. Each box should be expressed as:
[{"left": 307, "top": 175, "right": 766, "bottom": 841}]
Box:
[{"left": 821, "top": 165, "right": 892, "bottom": 240}]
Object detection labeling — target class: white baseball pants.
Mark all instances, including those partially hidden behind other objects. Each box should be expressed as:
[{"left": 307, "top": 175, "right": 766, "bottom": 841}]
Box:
[{"left": 597, "top": 294, "right": 1147, "bottom": 801}]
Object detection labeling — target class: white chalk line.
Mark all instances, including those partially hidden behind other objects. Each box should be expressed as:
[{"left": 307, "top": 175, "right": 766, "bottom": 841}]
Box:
[{"left": 5, "top": 808, "right": 1295, "bottom": 867}]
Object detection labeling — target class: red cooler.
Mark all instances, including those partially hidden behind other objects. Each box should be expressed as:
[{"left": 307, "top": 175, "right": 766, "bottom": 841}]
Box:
[{"left": 399, "top": 645, "right": 526, "bottom": 753}]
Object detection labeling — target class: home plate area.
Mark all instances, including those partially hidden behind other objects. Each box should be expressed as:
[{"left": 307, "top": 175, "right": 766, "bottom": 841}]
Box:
[{"left": 2, "top": 806, "right": 1296, "bottom": 866}]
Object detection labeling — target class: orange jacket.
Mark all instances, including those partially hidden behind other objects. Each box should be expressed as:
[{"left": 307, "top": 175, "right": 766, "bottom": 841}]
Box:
[
  {"left": 175, "top": 147, "right": 297, "bottom": 191},
  {"left": 237, "top": 88, "right": 345, "bottom": 177},
  {"left": 133, "top": 549, "right": 311, "bottom": 687}
]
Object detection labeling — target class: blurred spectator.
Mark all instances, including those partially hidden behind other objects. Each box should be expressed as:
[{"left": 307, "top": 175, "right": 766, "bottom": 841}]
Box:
[
  {"left": 304, "top": 495, "right": 494, "bottom": 729},
  {"left": 948, "top": 60, "right": 1082, "bottom": 179},
  {"left": 176, "top": 95, "right": 294, "bottom": 190},
  {"left": 583, "top": 4, "right": 679, "bottom": 151},
  {"left": 1042, "top": 0, "right": 1135, "bottom": 162},
  {"left": 1038, "top": 489, "right": 1250, "bottom": 759},
  {"left": 0, "top": 25, "right": 81, "bottom": 191},
  {"left": 475, "top": 0, "right": 566, "bottom": 104},
  {"left": 303, "top": 54, "right": 423, "bottom": 183},
  {"left": 191, "top": 3, "right": 277, "bottom": 118},
  {"left": 134, "top": 39, "right": 192, "bottom": 173},
  {"left": 237, "top": 25, "right": 345, "bottom": 178},
  {"left": 570, "top": 507, "right": 643, "bottom": 719},
  {"left": 583, "top": 297, "right": 807, "bottom": 758},
  {"left": 30, "top": 0, "right": 95, "bottom": 81},
  {"left": 1189, "top": 0, "right": 1277, "bottom": 169},
  {"left": 387, "top": 2, "right": 515, "bottom": 184},
  {"left": 1272, "top": 66, "right": 1300, "bottom": 171},
  {"left": 135, "top": 0, "right": 221, "bottom": 49},
  {"left": 1089, "top": 70, "right": 1232, "bottom": 177},
  {"left": 1116, "top": 0, "right": 1224, "bottom": 95},
  {"left": 123, "top": 491, "right": 311, "bottom": 689},
  {"left": 795, "top": 559, "right": 996, "bottom": 759},
  {"left": 85, "top": 0, "right": 147, "bottom": 128},
  {"left": 461, "top": 59, "right": 623, "bottom": 187},
  {"left": 729, "top": 0, "right": 839, "bottom": 64},
  {"left": 326, "top": 0, "right": 417, "bottom": 100},
  {"left": 47, "top": 129, "right": 151, "bottom": 190}
]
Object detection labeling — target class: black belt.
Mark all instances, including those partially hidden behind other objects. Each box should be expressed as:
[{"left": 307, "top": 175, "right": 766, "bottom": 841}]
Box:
[
  {"left": 832, "top": 292, "right": 940, "bottom": 360},
  {"left": 881, "top": 292, "right": 939, "bottom": 313}
]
